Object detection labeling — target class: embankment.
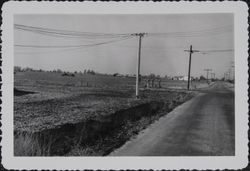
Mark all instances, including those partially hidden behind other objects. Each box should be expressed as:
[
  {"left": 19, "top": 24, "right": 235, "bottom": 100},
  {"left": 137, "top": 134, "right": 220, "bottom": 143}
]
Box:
[{"left": 14, "top": 90, "right": 194, "bottom": 156}]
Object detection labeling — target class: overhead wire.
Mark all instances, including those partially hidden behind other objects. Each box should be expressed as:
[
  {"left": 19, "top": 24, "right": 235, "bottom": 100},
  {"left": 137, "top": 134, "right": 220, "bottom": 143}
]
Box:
[
  {"left": 14, "top": 24, "right": 234, "bottom": 55},
  {"left": 15, "top": 28, "right": 127, "bottom": 40},
  {"left": 14, "top": 24, "right": 233, "bottom": 39},
  {"left": 194, "top": 49, "right": 234, "bottom": 55},
  {"left": 147, "top": 25, "right": 232, "bottom": 35},
  {"left": 112, "top": 44, "right": 234, "bottom": 53},
  {"left": 14, "top": 24, "right": 131, "bottom": 39},
  {"left": 15, "top": 27, "right": 130, "bottom": 39},
  {"left": 198, "top": 49, "right": 234, "bottom": 52},
  {"left": 14, "top": 24, "right": 130, "bottom": 36},
  {"left": 15, "top": 35, "right": 133, "bottom": 49},
  {"left": 15, "top": 36, "right": 134, "bottom": 54},
  {"left": 147, "top": 25, "right": 233, "bottom": 38}
]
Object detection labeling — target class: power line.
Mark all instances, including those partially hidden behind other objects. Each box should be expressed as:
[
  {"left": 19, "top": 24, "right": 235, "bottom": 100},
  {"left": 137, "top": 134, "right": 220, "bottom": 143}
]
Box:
[
  {"left": 15, "top": 44, "right": 234, "bottom": 56},
  {"left": 147, "top": 25, "right": 233, "bottom": 38},
  {"left": 14, "top": 24, "right": 131, "bottom": 39},
  {"left": 198, "top": 49, "right": 234, "bottom": 53},
  {"left": 123, "top": 45, "right": 234, "bottom": 54},
  {"left": 15, "top": 28, "right": 128, "bottom": 40},
  {"left": 15, "top": 27, "right": 130, "bottom": 39},
  {"left": 15, "top": 36, "right": 133, "bottom": 54},
  {"left": 15, "top": 24, "right": 233, "bottom": 39},
  {"left": 14, "top": 24, "right": 234, "bottom": 58},
  {"left": 14, "top": 24, "right": 130, "bottom": 36},
  {"left": 14, "top": 36, "right": 133, "bottom": 49}
]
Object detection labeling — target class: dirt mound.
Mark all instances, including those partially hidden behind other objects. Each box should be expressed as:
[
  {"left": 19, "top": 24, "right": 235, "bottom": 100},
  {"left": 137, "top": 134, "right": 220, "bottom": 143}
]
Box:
[{"left": 14, "top": 88, "right": 35, "bottom": 96}]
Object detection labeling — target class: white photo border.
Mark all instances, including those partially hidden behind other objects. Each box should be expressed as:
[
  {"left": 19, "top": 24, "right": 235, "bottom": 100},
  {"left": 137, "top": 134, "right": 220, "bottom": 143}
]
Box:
[{"left": 1, "top": 1, "right": 249, "bottom": 170}]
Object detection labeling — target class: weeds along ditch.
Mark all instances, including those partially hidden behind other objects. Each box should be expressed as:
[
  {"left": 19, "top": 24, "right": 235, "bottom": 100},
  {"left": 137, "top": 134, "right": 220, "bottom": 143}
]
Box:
[
  {"left": 14, "top": 91, "right": 194, "bottom": 156},
  {"left": 15, "top": 101, "right": 161, "bottom": 156}
]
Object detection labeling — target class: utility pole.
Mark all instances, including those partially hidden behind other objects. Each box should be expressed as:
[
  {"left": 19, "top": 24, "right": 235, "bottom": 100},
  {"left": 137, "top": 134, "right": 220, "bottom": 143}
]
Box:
[
  {"left": 132, "top": 33, "right": 147, "bottom": 99},
  {"left": 204, "top": 69, "right": 212, "bottom": 83},
  {"left": 184, "top": 45, "right": 199, "bottom": 90}
]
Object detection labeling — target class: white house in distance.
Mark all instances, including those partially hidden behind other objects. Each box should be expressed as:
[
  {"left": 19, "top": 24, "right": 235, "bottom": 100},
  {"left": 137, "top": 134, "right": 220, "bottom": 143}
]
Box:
[
  {"left": 172, "top": 76, "right": 190, "bottom": 81},
  {"left": 180, "top": 76, "right": 189, "bottom": 81}
]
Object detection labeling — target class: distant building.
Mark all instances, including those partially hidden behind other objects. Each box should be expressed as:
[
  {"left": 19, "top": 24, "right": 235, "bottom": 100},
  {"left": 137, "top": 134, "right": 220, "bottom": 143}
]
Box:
[
  {"left": 172, "top": 76, "right": 193, "bottom": 81},
  {"left": 180, "top": 76, "right": 189, "bottom": 81},
  {"left": 172, "top": 76, "right": 180, "bottom": 80}
]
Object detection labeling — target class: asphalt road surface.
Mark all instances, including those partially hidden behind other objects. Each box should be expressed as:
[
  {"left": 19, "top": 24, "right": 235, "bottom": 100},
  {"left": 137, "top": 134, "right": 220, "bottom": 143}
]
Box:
[{"left": 110, "top": 82, "right": 235, "bottom": 156}]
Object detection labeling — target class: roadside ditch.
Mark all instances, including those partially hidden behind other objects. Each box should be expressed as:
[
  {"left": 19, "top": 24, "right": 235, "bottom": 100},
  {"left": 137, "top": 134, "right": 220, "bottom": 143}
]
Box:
[{"left": 14, "top": 91, "right": 194, "bottom": 156}]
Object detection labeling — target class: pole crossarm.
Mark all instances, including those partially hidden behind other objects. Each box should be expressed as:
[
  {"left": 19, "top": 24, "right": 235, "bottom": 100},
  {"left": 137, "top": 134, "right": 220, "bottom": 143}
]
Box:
[
  {"left": 131, "top": 33, "right": 148, "bottom": 37},
  {"left": 184, "top": 49, "right": 200, "bottom": 54}
]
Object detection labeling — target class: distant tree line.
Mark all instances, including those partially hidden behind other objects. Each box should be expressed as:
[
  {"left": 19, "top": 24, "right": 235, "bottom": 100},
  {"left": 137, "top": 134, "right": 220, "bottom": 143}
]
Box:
[
  {"left": 14, "top": 66, "right": 221, "bottom": 81},
  {"left": 14, "top": 66, "right": 97, "bottom": 76}
]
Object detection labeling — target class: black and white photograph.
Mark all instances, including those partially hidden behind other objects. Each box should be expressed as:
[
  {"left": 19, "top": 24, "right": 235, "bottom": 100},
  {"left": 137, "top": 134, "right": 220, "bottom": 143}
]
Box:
[{"left": 1, "top": 1, "right": 248, "bottom": 170}]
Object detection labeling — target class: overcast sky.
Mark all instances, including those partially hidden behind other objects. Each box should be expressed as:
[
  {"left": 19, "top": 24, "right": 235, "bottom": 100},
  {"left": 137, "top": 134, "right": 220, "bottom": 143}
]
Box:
[{"left": 14, "top": 14, "right": 234, "bottom": 78}]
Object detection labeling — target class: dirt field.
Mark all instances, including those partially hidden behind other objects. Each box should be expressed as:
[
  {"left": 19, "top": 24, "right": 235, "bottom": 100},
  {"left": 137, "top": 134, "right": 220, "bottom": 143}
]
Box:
[{"left": 14, "top": 71, "right": 207, "bottom": 156}]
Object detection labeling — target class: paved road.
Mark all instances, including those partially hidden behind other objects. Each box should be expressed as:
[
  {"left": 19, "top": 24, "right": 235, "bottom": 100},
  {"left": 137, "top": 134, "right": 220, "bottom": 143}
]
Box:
[{"left": 110, "top": 82, "right": 235, "bottom": 156}]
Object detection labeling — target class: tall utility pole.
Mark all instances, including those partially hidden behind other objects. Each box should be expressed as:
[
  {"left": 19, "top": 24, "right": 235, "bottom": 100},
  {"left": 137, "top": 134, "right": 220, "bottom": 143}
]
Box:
[
  {"left": 132, "top": 33, "right": 147, "bottom": 99},
  {"left": 184, "top": 45, "right": 199, "bottom": 90},
  {"left": 204, "top": 69, "right": 212, "bottom": 83}
]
